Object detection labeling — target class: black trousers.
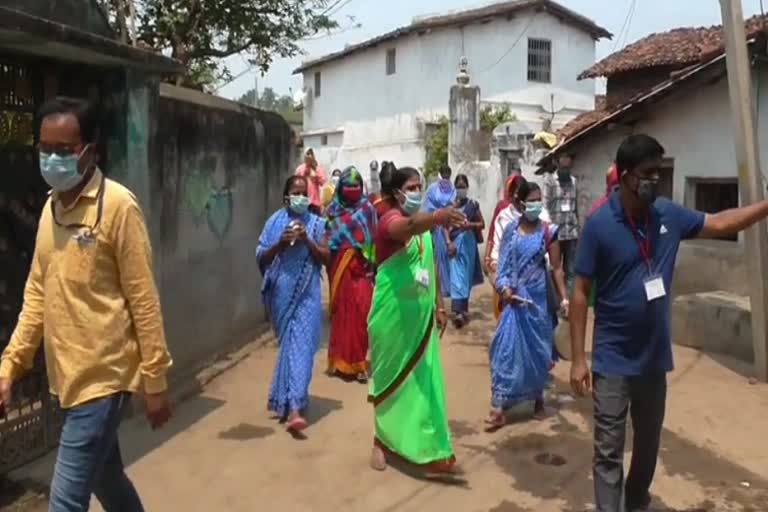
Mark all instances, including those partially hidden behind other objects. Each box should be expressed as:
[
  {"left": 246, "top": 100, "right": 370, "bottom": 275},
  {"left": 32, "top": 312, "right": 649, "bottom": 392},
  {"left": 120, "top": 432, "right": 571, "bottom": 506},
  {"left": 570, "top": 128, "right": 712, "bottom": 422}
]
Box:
[{"left": 592, "top": 372, "right": 667, "bottom": 512}]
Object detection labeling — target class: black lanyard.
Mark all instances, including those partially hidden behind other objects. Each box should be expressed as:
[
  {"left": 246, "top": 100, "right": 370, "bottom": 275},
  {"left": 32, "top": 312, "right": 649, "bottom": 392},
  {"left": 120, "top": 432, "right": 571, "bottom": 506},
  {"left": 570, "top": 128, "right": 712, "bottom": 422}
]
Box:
[{"left": 50, "top": 176, "right": 106, "bottom": 238}]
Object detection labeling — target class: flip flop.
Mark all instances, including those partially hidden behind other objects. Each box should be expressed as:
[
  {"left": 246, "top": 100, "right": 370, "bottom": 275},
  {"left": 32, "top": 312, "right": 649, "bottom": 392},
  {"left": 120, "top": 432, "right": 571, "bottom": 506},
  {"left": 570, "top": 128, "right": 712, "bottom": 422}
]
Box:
[
  {"left": 484, "top": 412, "right": 506, "bottom": 430},
  {"left": 286, "top": 416, "right": 308, "bottom": 432}
]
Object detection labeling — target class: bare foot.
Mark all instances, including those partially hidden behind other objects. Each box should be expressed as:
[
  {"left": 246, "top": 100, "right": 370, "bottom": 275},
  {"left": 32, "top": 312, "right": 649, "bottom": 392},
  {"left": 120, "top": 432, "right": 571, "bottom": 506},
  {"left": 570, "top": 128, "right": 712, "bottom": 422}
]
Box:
[{"left": 370, "top": 445, "right": 387, "bottom": 471}]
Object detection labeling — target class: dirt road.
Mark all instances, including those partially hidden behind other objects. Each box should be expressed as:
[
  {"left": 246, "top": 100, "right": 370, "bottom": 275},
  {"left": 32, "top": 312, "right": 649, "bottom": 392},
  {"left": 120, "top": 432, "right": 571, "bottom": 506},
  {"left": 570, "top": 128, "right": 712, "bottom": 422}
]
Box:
[{"left": 5, "top": 290, "right": 768, "bottom": 511}]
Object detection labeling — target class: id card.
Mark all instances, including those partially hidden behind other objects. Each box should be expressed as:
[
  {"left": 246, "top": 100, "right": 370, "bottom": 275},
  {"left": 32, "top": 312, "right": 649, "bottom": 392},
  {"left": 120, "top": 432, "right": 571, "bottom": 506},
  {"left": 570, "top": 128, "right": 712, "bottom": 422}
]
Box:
[
  {"left": 561, "top": 203, "right": 572, "bottom": 212},
  {"left": 73, "top": 232, "right": 96, "bottom": 247},
  {"left": 416, "top": 268, "right": 430, "bottom": 288},
  {"left": 644, "top": 276, "right": 666, "bottom": 302}
]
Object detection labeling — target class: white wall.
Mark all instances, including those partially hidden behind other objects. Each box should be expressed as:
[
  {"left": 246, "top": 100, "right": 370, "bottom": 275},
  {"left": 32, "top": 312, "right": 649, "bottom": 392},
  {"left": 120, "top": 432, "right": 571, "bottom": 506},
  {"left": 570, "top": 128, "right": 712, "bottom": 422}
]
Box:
[
  {"left": 565, "top": 67, "right": 768, "bottom": 296},
  {"left": 567, "top": 74, "right": 757, "bottom": 220},
  {"left": 300, "top": 10, "right": 598, "bottom": 173}
]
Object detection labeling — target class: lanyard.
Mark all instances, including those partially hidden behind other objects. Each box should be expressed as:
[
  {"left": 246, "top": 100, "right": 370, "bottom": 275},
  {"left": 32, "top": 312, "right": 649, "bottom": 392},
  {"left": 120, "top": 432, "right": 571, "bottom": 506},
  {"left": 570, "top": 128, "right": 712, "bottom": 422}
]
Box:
[
  {"left": 51, "top": 176, "right": 106, "bottom": 238},
  {"left": 626, "top": 212, "right": 652, "bottom": 270},
  {"left": 416, "top": 234, "right": 424, "bottom": 261}
]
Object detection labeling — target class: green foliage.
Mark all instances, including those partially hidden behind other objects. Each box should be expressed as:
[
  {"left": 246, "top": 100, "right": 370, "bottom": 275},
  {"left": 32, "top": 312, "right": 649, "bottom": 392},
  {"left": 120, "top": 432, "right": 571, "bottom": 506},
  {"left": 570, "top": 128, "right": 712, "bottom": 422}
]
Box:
[
  {"left": 237, "top": 87, "right": 302, "bottom": 124},
  {"left": 110, "top": 0, "right": 338, "bottom": 88},
  {"left": 480, "top": 104, "right": 516, "bottom": 133},
  {"left": 424, "top": 116, "right": 449, "bottom": 178},
  {"left": 423, "top": 106, "right": 516, "bottom": 176}
]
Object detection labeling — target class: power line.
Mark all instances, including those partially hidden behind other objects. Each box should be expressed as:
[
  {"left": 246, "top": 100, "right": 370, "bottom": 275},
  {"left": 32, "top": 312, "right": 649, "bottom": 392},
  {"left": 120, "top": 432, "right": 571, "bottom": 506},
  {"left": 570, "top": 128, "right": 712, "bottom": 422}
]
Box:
[
  {"left": 327, "top": 0, "right": 355, "bottom": 17},
  {"left": 619, "top": 0, "right": 637, "bottom": 50},
  {"left": 214, "top": 1, "right": 359, "bottom": 92},
  {"left": 478, "top": 11, "right": 538, "bottom": 74},
  {"left": 613, "top": 0, "right": 636, "bottom": 52},
  {"left": 321, "top": 0, "right": 345, "bottom": 16}
]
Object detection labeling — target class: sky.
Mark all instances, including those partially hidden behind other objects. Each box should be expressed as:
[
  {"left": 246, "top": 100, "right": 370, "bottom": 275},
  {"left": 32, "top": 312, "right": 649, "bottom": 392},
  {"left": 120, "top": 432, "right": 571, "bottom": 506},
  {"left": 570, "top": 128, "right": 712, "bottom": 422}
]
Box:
[{"left": 216, "top": 0, "right": 766, "bottom": 101}]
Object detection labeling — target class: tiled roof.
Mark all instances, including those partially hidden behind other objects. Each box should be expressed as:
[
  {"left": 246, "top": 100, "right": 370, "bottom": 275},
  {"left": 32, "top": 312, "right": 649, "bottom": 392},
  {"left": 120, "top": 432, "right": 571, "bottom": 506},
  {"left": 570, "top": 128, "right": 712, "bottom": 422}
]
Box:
[
  {"left": 558, "top": 108, "right": 610, "bottom": 141},
  {"left": 549, "top": 51, "right": 728, "bottom": 160},
  {"left": 295, "top": 0, "right": 610, "bottom": 73},
  {"left": 579, "top": 14, "right": 768, "bottom": 79}
]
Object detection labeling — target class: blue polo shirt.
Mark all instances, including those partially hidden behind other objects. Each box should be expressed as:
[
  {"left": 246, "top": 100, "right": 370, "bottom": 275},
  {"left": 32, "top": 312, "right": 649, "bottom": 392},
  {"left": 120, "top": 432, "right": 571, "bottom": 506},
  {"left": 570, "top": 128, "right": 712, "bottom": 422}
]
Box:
[{"left": 575, "top": 191, "right": 705, "bottom": 376}]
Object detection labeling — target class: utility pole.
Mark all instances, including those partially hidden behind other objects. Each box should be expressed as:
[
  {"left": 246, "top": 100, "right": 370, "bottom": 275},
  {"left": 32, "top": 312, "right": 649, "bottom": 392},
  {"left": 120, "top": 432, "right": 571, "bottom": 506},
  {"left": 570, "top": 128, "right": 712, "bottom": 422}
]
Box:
[{"left": 719, "top": 0, "right": 768, "bottom": 381}]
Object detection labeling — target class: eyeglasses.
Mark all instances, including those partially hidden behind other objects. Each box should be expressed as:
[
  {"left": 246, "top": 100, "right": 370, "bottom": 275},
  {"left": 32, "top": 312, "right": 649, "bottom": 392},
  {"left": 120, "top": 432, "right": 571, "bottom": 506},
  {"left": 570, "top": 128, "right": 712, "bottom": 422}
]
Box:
[
  {"left": 36, "top": 144, "right": 83, "bottom": 158},
  {"left": 50, "top": 175, "right": 106, "bottom": 241}
]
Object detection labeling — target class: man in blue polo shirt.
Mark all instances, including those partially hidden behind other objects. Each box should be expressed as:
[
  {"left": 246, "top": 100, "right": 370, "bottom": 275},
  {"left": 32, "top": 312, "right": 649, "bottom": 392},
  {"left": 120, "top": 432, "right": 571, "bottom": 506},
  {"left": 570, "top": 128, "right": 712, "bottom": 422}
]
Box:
[{"left": 569, "top": 134, "right": 768, "bottom": 512}]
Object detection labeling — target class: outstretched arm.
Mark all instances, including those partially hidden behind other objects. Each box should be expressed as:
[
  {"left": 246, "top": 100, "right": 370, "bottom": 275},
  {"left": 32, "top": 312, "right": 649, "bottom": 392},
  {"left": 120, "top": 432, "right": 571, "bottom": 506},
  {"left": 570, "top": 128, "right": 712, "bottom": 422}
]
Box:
[
  {"left": 386, "top": 209, "right": 465, "bottom": 242},
  {"left": 698, "top": 200, "right": 768, "bottom": 239}
]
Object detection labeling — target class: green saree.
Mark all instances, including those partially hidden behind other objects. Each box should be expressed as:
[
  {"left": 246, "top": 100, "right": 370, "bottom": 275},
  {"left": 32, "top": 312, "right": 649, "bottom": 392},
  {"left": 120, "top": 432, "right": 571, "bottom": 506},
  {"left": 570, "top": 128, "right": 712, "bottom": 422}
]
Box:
[{"left": 368, "top": 232, "right": 454, "bottom": 466}]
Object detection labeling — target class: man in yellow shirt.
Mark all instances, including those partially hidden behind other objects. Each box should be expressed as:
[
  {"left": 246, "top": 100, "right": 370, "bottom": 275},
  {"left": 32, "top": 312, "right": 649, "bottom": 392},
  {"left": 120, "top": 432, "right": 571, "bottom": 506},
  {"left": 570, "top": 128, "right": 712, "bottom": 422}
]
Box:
[{"left": 0, "top": 97, "right": 172, "bottom": 511}]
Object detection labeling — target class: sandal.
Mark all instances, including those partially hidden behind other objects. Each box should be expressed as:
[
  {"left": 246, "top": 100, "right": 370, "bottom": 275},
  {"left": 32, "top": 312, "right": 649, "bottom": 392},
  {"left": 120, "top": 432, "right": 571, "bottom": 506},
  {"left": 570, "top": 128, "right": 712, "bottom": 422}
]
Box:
[
  {"left": 286, "top": 415, "right": 308, "bottom": 432},
  {"left": 484, "top": 410, "right": 506, "bottom": 430}
]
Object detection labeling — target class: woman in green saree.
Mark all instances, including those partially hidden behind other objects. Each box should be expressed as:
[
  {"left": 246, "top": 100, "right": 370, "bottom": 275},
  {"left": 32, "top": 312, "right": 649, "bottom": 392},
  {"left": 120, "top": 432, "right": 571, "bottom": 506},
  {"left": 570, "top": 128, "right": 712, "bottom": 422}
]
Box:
[{"left": 368, "top": 166, "right": 466, "bottom": 474}]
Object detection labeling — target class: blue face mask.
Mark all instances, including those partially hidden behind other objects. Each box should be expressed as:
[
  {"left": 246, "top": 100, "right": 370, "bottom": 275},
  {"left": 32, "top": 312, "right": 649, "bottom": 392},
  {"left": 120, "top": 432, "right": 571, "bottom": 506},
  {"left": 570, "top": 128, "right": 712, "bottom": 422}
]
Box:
[
  {"left": 39, "top": 147, "right": 87, "bottom": 192},
  {"left": 524, "top": 201, "right": 543, "bottom": 222},
  {"left": 288, "top": 194, "right": 310, "bottom": 214},
  {"left": 399, "top": 190, "right": 422, "bottom": 216}
]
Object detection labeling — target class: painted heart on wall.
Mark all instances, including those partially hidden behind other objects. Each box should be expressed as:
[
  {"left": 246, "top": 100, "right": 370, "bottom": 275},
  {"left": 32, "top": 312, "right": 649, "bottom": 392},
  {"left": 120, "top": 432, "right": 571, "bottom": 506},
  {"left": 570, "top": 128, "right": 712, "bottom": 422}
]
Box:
[{"left": 206, "top": 189, "right": 233, "bottom": 241}]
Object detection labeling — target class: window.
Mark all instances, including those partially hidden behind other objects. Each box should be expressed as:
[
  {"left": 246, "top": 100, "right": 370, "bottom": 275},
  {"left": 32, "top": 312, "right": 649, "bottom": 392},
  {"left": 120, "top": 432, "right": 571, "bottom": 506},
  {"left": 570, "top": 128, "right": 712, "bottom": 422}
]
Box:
[
  {"left": 314, "top": 72, "right": 321, "bottom": 98},
  {"left": 320, "top": 134, "right": 328, "bottom": 146},
  {"left": 386, "top": 48, "right": 396, "bottom": 76},
  {"left": 658, "top": 158, "right": 674, "bottom": 200},
  {"left": 687, "top": 178, "right": 739, "bottom": 241},
  {"left": 527, "top": 38, "right": 552, "bottom": 83}
]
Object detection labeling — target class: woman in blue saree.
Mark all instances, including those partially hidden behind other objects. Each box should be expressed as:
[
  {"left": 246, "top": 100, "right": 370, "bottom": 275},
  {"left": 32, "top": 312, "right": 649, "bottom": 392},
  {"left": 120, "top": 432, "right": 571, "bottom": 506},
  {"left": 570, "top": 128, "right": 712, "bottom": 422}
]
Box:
[
  {"left": 423, "top": 166, "right": 456, "bottom": 298},
  {"left": 448, "top": 174, "right": 484, "bottom": 328},
  {"left": 487, "top": 180, "right": 568, "bottom": 428},
  {"left": 257, "top": 175, "right": 330, "bottom": 432}
]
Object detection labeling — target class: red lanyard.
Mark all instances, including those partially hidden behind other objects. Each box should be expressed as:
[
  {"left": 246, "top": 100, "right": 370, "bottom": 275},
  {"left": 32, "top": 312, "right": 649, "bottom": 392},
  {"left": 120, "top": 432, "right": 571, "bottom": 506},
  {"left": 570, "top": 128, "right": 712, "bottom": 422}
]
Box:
[
  {"left": 626, "top": 213, "right": 652, "bottom": 268},
  {"left": 417, "top": 235, "right": 424, "bottom": 260}
]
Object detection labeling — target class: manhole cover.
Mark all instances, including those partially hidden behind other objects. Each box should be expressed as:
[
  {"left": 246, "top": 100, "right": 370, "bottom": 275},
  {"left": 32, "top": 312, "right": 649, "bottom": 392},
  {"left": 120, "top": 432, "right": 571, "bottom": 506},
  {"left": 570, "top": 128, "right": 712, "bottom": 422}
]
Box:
[{"left": 534, "top": 452, "right": 567, "bottom": 466}]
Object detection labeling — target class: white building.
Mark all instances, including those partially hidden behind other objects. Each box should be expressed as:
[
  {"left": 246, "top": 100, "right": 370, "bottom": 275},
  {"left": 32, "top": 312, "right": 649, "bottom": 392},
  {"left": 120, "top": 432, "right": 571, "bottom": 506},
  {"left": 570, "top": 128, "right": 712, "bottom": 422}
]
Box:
[{"left": 294, "top": 0, "right": 610, "bottom": 174}]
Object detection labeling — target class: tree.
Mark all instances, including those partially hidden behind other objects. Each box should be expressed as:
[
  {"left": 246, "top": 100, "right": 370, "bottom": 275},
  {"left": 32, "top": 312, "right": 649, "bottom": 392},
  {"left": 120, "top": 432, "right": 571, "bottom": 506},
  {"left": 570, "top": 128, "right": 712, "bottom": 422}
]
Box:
[
  {"left": 423, "top": 105, "right": 516, "bottom": 177},
  {"left": 259, "top": 87, "right": 278, "bottom": 111},
  {"left": 109, "top": 0, "right": 338, "bottom": 87},
  {"left": 424, "top": 117, "right": 449, "bottom": 178},
  {"left": 480, "top": 104, "right": 516, "bottom": 133},
  {"left": 237, "top": 88, "right": 302, "bottom": 124}
]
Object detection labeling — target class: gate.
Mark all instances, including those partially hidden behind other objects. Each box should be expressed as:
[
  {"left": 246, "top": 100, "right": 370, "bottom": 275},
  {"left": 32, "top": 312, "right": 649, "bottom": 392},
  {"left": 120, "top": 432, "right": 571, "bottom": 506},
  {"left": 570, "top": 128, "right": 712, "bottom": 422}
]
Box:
[{"left": 0, "top": 58, "right": 64, "bottom": 475}]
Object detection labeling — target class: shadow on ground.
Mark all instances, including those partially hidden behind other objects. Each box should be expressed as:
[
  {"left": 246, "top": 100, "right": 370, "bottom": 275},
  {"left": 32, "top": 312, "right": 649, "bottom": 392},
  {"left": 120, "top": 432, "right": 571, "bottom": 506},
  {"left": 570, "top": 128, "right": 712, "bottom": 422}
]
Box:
[
  {"left": 0, "top": 393, "right": 226, "bottom": 511},
  {"left": 469, "top": 379, "right": 768, "bottom": 512}
]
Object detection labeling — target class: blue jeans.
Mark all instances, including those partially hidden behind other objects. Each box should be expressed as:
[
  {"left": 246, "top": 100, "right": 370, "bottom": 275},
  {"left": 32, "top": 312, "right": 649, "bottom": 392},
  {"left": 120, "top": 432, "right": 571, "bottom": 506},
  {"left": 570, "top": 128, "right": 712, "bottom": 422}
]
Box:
[{"left": 49, "top": 392, "right": 144, "bottom": 512}]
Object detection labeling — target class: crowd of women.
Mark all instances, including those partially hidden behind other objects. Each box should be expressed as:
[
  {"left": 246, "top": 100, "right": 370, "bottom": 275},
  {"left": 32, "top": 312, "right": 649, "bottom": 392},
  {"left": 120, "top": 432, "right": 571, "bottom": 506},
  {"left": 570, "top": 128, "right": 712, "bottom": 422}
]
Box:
[{"left": 255, "top": 153, "right": 570, "bottom": 476}]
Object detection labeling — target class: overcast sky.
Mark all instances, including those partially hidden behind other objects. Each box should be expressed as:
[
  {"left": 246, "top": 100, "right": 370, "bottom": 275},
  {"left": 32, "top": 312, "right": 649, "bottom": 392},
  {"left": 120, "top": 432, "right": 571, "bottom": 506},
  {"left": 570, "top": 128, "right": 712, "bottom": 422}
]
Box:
[{"left": 215, "top": 0, "right": 765, "bottom": 101}]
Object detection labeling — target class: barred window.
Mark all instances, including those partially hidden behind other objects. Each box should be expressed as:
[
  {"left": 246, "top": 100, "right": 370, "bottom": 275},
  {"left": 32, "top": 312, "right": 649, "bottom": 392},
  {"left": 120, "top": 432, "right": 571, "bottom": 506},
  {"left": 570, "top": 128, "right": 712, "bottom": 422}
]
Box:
[
  {"left": 527, "top": 38, "right": 552, "bottom": 83},
  {"left": 386, "top": 48, "right": 396, "bottom": 76}
]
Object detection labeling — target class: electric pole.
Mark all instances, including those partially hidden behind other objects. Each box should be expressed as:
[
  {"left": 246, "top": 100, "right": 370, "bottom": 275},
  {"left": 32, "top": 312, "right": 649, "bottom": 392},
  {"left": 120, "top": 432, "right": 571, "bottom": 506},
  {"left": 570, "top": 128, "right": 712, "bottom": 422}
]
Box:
[{"left": 719, "top": 0, "right": 768, "bottom": 381}]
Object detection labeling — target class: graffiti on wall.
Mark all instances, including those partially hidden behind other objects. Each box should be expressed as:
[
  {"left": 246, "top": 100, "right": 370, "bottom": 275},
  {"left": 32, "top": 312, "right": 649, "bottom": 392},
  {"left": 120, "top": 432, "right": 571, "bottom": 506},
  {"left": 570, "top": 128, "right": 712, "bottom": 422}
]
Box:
[{"left": 184, "top": 157, "right": 234, "bottom": 241}]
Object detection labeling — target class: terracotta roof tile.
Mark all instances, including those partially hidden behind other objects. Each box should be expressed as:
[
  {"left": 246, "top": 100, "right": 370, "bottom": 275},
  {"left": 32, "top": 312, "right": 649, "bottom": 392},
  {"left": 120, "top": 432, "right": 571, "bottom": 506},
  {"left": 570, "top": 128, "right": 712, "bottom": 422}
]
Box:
[
  {"left": 579, "top": 14, "right": 768, "bottom": 79},
  {"left": 558, "top": 108, "right": 610, "bottom": 142}
]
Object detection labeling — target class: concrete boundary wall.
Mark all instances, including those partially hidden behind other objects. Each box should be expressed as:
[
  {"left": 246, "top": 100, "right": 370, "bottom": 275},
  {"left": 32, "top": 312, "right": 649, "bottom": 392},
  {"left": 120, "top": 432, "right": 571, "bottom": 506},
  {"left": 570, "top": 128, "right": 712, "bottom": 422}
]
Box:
[{"left": 150, "top": 85, "right": 293, "bottom": 377}]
